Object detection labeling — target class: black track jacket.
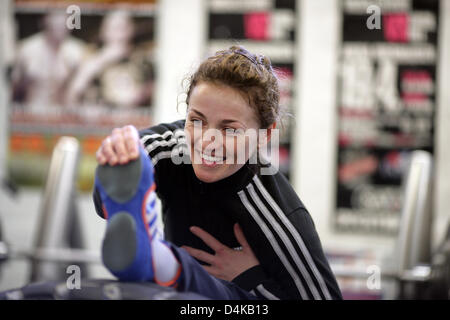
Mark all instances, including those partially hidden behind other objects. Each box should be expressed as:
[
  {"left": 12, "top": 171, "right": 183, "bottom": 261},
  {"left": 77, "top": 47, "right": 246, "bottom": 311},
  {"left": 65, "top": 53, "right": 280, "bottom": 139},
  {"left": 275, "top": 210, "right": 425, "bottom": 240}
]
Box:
[{"left": 93, "top": 120, "right": 342, "bottom": 300}]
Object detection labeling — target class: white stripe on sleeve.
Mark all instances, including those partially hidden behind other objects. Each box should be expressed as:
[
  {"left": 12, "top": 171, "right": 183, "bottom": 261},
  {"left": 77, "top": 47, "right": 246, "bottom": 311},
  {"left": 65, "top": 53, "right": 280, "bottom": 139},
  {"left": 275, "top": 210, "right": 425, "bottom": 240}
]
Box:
[
  {"left": 253, "top": 176, "right": 332, "bottom": 300},
  {"left": 140, "top": 131, "right": 173, "bottom": 146},
  {"left": 238, "top": 190, "right": 309, "bottom": 300},
  {"left": 255, "top": 284, "right": 280, "bottom": 300},
  {"left": 247, "top": 183, "right": 322, "bottom": 300}
]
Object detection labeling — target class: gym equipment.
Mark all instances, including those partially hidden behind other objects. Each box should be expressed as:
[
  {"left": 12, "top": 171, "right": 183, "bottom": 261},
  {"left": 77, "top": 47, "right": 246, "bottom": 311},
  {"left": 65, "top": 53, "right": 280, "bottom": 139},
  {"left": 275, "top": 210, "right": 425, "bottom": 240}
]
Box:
[
  {"left": 0, "top": 137, "right": 99, "bottom": 282},
  {"left": 29, "top": 136, "right": 90, "bottom": 281},
  {"left": 0, "top": 136, "right": 208, "bottom": 300},
  {"left": 0, "top": 279, "right": 208, "bottom": 300},
  {"left": 0, "top": 178, "right": 19, "bottom": 279},
  {"left": 394, "top": 150, "right": 434, "bottom": 298},
  {"left": 0, "top": 220, "right": 8, "bottom": 264},
  {"left": 331, "top": 150, "right": 450, "bottom": 299}
]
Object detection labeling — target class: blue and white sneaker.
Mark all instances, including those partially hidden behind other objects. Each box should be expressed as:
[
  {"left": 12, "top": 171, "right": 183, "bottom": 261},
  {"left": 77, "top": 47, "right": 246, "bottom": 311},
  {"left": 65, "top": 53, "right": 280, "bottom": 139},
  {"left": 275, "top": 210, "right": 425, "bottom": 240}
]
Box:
[{"left": 94, "top": 147, "right": 160, "bottom": 281}]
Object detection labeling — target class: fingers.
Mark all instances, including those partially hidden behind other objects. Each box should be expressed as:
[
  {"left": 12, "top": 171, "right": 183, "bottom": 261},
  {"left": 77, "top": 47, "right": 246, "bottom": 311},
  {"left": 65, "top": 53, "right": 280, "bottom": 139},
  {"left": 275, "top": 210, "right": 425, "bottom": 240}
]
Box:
[
  {"left": 181, "top": 249, "right": 221, "bottom": 279},
  {"left": 123, "top": 125, "right": 140, "bottom": 159},
  {"left": 111, "top": 128, "right": 128, "bottom": 164},
  {"left": 101, "top": 136, "right": 118, "bottom": 166},
  {"left": 190, "top": 226, "right": 226, "bottom": 253},
  {"left": 96, "top": 146, "right": 107, "bottom": 165},
  {"left": 233, "top": 223, "right": 250, "bottom": 249},
  {"left": 182, "top": 245, "right": 215, "bottom": 265}
]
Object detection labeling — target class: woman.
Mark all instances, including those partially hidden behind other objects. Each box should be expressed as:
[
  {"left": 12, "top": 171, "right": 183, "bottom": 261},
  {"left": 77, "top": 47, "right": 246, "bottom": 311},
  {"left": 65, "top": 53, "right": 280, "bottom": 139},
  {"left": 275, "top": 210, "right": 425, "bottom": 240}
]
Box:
[{"left": 93, "top": 46, "right": 342, "bottom": 300}]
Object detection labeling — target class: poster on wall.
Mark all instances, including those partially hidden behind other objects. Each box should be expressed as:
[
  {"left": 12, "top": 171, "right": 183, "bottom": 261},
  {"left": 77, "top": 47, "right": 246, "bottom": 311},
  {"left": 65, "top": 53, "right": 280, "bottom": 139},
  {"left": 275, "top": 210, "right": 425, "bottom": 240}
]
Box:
[
  {"left": 207, "top": 0, "right": 296, "bottom": 179},
  {"left": 9, "top": 0, "right": 157, "bottom": 190},
  {"left": 335, "top": 0, "right": 439, "bottom": 235}
]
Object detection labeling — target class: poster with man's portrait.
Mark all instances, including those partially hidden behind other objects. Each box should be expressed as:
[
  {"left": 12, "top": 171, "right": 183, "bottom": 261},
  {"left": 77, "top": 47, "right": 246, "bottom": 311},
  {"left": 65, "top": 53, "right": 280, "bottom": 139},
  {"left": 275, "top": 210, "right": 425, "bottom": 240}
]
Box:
[{"left": 9, "top": 0, "right": 157, "bottom": 190}]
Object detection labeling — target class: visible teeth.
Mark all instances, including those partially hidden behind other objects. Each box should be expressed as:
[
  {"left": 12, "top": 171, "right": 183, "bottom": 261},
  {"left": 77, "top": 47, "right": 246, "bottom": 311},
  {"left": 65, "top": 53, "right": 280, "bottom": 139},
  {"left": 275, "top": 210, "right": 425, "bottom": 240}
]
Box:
[{"left": 201, "top": 153, "right": 223, "bottom": 162}]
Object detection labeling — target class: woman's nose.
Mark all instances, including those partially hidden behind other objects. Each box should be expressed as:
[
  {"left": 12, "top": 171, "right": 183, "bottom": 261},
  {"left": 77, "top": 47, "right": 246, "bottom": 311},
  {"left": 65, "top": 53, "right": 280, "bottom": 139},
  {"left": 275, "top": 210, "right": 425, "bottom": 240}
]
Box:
[{"left": 201, "top": 128, "right": 224, "bottom": 154}]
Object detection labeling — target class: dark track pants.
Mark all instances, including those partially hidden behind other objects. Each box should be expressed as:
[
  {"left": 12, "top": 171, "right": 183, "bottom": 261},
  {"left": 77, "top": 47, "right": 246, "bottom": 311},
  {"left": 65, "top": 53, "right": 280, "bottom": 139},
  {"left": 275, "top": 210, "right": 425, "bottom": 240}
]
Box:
[{"left": 170, "top": 244, "right": 259, "bottom": 300}]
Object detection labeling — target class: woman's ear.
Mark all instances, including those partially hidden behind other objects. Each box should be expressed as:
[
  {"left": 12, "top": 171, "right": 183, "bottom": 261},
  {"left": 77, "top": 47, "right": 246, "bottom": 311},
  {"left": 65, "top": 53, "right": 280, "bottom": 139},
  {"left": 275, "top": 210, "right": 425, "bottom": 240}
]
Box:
[{"left": 267, "top": 122, "right": 277, "bottom": 142}]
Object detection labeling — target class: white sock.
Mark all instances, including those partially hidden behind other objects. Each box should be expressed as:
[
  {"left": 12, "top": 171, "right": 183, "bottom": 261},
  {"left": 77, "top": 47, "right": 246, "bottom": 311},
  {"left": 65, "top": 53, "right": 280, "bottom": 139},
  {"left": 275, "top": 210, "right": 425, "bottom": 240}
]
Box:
[{"left": 151, "top": 239, "right": 181, "bottom": 286}]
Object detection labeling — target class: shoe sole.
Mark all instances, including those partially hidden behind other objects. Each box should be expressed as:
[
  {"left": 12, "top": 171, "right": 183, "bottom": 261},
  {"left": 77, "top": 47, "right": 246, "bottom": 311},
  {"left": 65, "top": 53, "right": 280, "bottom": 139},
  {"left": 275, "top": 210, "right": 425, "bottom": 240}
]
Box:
[{"left": 102, "top": 212, "right": 137, "bottom": 272}]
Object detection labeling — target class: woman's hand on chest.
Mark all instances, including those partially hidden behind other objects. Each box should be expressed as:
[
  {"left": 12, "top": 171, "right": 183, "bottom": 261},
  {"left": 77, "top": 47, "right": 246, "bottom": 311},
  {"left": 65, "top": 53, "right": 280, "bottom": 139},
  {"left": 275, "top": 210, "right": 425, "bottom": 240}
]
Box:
[{"left": 181, "top": 223, "right": 259, "bottom": 282}]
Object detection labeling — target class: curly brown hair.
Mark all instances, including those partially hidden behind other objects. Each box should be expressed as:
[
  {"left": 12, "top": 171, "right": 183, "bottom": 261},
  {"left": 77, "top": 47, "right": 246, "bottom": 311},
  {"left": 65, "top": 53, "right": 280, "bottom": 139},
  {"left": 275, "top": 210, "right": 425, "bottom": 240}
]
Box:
[{"left": 185, "top": 45, "right": 283, "bottom": 129}]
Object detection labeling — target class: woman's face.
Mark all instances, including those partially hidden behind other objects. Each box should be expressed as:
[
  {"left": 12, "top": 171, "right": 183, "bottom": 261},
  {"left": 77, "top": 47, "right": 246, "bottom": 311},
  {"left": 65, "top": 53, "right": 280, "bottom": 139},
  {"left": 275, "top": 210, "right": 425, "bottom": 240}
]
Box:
[{"left": 185, "top": 82, "right": 261, "bottom": 183}]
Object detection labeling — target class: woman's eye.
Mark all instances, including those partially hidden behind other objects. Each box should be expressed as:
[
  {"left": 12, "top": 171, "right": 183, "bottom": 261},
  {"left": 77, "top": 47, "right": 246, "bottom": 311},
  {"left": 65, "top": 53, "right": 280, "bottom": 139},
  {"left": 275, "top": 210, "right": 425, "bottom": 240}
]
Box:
[
  {"left": 191, "top": 118, "right": 202, "bottom": 126},
  {"left": 224, "top": 128, "right": 239, "bottom": 135}
]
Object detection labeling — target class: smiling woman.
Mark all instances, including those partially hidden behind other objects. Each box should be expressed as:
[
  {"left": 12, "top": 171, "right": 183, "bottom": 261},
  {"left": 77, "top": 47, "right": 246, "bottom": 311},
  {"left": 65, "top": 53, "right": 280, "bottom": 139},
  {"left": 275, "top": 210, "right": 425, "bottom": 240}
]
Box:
[
  {"left": 93, "top": 45, "right": 342, "bottom": 300},
  {"left": 185, "top": 82, "right": 261, "bottom": 183}
]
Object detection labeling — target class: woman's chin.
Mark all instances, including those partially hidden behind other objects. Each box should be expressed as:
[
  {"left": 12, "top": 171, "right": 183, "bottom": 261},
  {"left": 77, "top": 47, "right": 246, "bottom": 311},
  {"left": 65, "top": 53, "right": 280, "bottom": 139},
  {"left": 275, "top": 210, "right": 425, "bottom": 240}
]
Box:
[{"left": 193, "top": 165, "right": 221, "bottom": 183}]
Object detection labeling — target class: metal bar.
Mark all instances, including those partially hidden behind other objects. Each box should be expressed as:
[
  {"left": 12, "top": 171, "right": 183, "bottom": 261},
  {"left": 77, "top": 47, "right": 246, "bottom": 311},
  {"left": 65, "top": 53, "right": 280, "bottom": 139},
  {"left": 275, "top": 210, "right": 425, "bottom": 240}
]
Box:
[
  {"left": 11, "top": 247, "right": 101, "bottom": 265},
  {"left": 396, "top": 151, "right": 433, "bottom": 275},
  {"left": 30, "top": 137, "right": 83, "bottom": 281}
]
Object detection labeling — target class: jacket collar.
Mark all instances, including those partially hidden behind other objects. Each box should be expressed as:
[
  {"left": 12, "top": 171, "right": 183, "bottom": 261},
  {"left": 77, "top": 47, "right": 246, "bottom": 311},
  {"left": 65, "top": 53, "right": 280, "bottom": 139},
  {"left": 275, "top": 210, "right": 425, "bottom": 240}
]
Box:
[{"left": 189, "top": 162, "right": 258, "bottom": 193}]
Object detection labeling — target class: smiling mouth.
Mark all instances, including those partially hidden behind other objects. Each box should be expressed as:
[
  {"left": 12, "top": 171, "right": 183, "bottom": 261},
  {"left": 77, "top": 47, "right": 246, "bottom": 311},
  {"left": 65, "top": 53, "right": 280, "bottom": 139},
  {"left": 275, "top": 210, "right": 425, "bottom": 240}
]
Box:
[{"left": 195, "top": 149, "right": 226, "bottom": 166}]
